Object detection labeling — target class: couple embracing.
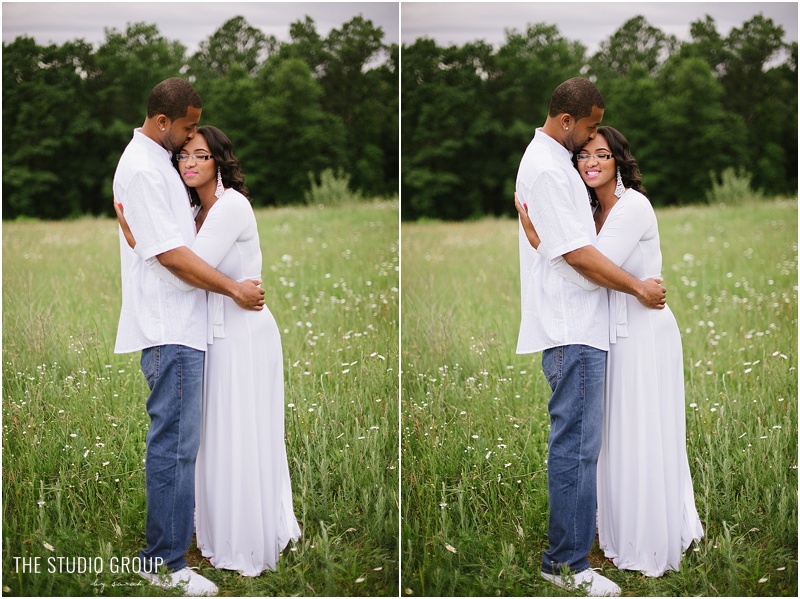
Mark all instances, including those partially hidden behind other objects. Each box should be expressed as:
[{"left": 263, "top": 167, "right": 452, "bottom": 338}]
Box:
[
  {"left": 515, "top": 78, "right": 704, "bottom": 596},
  {"left": 113, "top": 78, "right": 301, "bottom": 596}
]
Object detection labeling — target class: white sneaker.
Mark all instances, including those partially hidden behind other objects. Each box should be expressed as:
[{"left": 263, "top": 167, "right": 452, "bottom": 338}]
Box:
[
  {"left": 541, "top": 568, "right": 620, "bottom": 597},
  {"left": 139, "top": 567, "right": 219, "bottom": 596}
]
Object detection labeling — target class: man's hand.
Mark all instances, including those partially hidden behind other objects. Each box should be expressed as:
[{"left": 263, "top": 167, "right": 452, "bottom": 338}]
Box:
[
  {"left": 635, "top": 277, "right": 666, "bottom": 309},
  {"left": 157, "top": 247, "right": 265, "bottom": 310},
  {"left": 233, "top": 279, "right": 265, "bottom": 311},
  {"left": 564, "top": 246, "right": 667, "bottom": 309}
]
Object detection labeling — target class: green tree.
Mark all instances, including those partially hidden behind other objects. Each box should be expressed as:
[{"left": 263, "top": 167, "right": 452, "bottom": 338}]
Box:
[
  {"left": 254, "top": 57, "right": 346, "bottom": 204},
  {"left": 589, "top": 15, "right": 679, "bottom": 80},
  {"left": 3, "top": 37, "right": 100, "bottom": 218},
  {"left": 321, "top": 16, "right": 396, "bottom": 196},
  {"left": 687, "top": 14, "right": 796, "bottom": 194},
  {"left": 279, "top": 16, "right": 397, "bottom": 198},
  {"left": 402, "top": 39, "right": 503, "bottom": 220},
  {"left": 188, "top": 16, "right": 277, "bottom": 79},
  {"left": 722, "top": 15, "right": 795, "bottom": 193},
  {"left": 651, "top": 54, "right": 746, "bottom": 204},
  {"left": 285, "top": 16, "right": 326, "bottom": 76},
  {"left": 688, "top": 15, "right": 727, "bottom": 76}
]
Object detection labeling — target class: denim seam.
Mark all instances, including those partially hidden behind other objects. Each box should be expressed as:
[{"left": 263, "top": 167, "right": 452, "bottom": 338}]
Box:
[
  {"left": 572, "top": 345, "right": 585, "bottom": 565},
  {"left": 169, "top": 346, "right": 182, "bottom": 567}
]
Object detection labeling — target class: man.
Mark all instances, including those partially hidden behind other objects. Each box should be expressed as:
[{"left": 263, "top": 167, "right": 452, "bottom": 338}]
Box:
[
  {"left": 113, "top": 78, "right": 265, "bottom": 596},
  {"left": 515, "top": 78, "right": 665, "bottom": 597}
]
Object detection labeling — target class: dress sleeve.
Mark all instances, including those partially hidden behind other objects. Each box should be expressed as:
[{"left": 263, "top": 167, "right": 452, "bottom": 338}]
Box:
[
  {"left": 536, "top": 192, "right": 655, "bottom": 290},
  {"left": 145, "top": 193, "right": 253, "bottom": 291},
  {"left": 595, "top": 193, "right": 654, "bottom": 267},
  {"left": 190, "top": 192, "right": 252, "bottom": 269}
]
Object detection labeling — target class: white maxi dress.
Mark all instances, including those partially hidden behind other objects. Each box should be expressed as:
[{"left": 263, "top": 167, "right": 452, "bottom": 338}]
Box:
[
  {"left": 550, "top": 189, "right": 704, "bottom": 576},
  {"left": 170, "top": 189, "right": 301, "bottom": 576}
]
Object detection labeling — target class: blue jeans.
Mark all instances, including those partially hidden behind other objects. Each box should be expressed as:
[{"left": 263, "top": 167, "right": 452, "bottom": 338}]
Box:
[
  {"left": 540, "top": 345, "right": 606, "bottom": 575},
  {"left": 139, "top": 344, "right": 204, "bottom": 572}
]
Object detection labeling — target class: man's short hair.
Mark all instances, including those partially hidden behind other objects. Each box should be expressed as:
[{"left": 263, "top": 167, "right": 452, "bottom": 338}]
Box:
[
  {"left": 548, "top": 78, "right": 604, "bottom": 121},
  {"left": 147, "top": 78, "right": 202, "bottom": 121}
]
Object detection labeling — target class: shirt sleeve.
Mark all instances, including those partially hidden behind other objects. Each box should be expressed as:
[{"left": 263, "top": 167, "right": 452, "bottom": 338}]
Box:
[
  {"left": 546, "top": 255, "right": 599, "bottom": 290},
  {"left": 146, "top": 260, "right": 194, "bottom": 291},
  {"left": 520, "top": 169, "right": 592, "bottom": 260},
  {"left": 123, "top": 170, "right": 185, "bottom": 261}
]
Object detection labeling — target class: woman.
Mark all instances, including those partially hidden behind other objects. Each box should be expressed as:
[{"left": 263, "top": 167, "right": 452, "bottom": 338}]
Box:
[
  {"left": 515, "top": 126, "right": 703, "bottom": 577},
  {"left": 118, "top": 126, "right": 301, "bottom": 576}
]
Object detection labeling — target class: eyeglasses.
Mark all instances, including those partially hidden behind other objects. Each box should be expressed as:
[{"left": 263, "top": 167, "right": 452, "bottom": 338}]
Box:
[
  {"left": 175, "top": 154, "right": 214, "bottom": 162},
  {"left": 576, "top": 153, "right": 613, "bottom": 162}
]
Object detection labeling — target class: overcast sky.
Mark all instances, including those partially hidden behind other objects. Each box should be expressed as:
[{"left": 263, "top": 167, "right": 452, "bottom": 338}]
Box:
[
  {"left": 2, "top": 2, "right": 796, "bottom": 58},
  {"left": 2, "top": 2, "right": 400, "bottom": 53},
  {"left": 401, "top": 1, "right": 798, "bottom": 55}
]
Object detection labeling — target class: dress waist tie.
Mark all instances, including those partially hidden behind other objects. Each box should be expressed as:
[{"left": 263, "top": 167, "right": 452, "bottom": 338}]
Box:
[
  {"left": 206, "top": 275, "right": 262, "bottom": 344},
  {"left": 608, "top": 290, "right": 628, "bottom": 345}
]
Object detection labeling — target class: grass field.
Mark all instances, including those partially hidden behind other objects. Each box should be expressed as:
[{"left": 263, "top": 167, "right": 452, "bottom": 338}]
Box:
[
  {"left": 401, "top": 198, "right": 798, "bottom": 596},
  {"left": 2, "top": 200, "right": 399, "bottom": 596}
]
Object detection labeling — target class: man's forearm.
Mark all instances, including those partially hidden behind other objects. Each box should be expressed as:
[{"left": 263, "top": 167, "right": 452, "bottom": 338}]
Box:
[
  {"left": 156, "top": 246, "right": 238, "bottom": 296},
  {"left": 563, "top": 245, "right": 645, "bottom": 296}
]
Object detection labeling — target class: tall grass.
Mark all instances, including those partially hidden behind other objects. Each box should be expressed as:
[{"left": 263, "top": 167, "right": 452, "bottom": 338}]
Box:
[
  {"left": 2, "top": 199, "right": 399, "bottom": 596},
  {"left": 401, "top": 198, "right": 797, "bottom": 596}
]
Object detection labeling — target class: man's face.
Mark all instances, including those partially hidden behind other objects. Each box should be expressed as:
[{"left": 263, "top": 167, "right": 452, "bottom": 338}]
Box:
[
  {"left": 162, "top": 106, "right": 202, "bottom": 152},
  {"left": 564, "top": 105, "right": 604, "bottom": 153}
]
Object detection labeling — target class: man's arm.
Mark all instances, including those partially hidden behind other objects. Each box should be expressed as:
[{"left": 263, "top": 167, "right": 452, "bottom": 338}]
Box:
[
  {"left": 157, "top": 246, "right": 265, "bottom": 310},
  {"left": 563, "top": 245, "right": 666, "bottom": 309}
]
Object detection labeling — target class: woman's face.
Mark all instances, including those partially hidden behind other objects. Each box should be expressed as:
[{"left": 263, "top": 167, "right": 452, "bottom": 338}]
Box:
[
  {"left": 576, "top": 134, "right": 616, "bottom": 190},
  {"left": 177, "top": 134, "right": 216, "bottom": 189}
]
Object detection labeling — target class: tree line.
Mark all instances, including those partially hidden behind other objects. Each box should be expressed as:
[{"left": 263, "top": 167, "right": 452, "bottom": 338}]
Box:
[
  {"left": 3, "top": 15, "right": 398, "bottom": 220},
  {"left": 402, "top": 14, "right": 797, "bottom": 221}
]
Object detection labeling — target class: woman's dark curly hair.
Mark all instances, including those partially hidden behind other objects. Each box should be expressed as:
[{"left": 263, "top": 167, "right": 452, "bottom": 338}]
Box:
[
  {"left": 174, "top": 125, "right": 250, "bottom": 206},
  {"left": 574, "top": 125, "right": 646, "bottom": 207}
]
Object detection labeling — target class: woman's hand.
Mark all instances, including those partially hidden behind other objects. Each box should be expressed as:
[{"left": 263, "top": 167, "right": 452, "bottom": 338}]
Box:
[
  {"left": 114, "top": 199, "right": 137, "bottom": 249},
  {"left": 514, "top": 192, "right": 541, "bottom": 250}
]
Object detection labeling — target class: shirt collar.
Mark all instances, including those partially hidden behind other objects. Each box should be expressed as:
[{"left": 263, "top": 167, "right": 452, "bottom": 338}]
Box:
[
  {"left": 132, "top": 128, "right": 173, "bottom": 160},
  {"left": 534, "top": 128, "right": 573, "bottom": 161}
]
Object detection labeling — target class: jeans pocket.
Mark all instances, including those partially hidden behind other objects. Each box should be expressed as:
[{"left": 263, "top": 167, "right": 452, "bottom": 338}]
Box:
[
  {"left": 541, "top": 346, "right": 563, "bottom": 390},
  {"left": 140, "top": 346, "right": 161, "bottom": 389}
]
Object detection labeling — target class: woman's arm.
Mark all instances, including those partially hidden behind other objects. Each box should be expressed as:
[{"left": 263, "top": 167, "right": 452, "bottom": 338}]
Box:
[
  {"left": 564, "top": 195, "right": 666, "bottom": 309},
  {"left": 514, "top": 192, "right": 541, "bottom": 249},
  {"left": 114, "top": 201, "right": 137, "bottom": 249}
]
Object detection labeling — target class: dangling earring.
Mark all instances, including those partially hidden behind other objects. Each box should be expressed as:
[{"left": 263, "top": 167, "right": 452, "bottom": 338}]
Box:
[
  {"left": 214, "top": 168, "right": 225, "bottom": 199},
  {"left": 614, "top": 167, "right": 625, "bottom": 198}
]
